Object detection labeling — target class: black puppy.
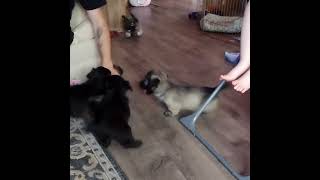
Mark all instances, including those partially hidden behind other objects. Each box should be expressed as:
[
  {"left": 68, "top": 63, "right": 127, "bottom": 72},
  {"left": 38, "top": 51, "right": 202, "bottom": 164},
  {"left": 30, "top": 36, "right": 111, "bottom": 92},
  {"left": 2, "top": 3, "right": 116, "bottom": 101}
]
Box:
[
  {"left": 70, "top": 66, "right": 111, "bottom": 118},
  {"left": 88, "top": 75, "right": 142, "bottom": 148},
  {"left": 70, "top": 65, "right": 123, "bottom": 99},
  {"left": 70, "top": 65, "right": 124, "bottom": 118}
]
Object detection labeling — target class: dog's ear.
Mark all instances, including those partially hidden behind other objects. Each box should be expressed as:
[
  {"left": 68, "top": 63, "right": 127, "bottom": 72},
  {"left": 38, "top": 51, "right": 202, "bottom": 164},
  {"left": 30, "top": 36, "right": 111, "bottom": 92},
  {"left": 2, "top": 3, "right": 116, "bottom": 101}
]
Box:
[
  {"left": 132, "top": 14, "right": 138, "bottom": 22},
  {"left": 86, "top": 68, "right": 96, "bottom": 79},
  {"left": 97, "top": 66, "right": 112, "bottom": 76},
  {"left": 86, "top": 67, "right": 111, "bottom": 79},
  {"left": 113, "top": 65, "right": 124, "bottom": 76},
  {"left": 146, "top": 70, "right": 154, "bottom": 77},
  {"left": 160, "top": 71, "right": 168, "bottom": 80}
]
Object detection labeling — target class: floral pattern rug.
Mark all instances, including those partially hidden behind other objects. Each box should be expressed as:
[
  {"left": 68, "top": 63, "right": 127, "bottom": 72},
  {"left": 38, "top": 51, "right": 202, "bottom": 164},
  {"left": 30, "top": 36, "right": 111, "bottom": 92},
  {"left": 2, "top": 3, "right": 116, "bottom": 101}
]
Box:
[{"left": 70, "top": 118, "right": 128, "bottom": 180}]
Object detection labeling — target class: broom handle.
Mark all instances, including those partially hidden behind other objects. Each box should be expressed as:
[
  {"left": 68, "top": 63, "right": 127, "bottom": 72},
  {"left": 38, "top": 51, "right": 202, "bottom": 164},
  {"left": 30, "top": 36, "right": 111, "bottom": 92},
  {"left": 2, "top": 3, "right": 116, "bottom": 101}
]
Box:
[{"left": 192, "top": 80, "right": 226, "bottom": 124}]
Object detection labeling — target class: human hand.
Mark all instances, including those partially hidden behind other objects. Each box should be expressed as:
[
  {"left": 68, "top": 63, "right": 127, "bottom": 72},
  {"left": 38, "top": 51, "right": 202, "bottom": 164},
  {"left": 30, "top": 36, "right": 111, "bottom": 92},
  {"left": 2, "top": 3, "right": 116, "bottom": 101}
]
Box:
[
  {"left": 102, "top": 61, "right": 120, "bottom": 76},
  {"left": 109, "top": 67, "right": 120, "bottom": 75}
]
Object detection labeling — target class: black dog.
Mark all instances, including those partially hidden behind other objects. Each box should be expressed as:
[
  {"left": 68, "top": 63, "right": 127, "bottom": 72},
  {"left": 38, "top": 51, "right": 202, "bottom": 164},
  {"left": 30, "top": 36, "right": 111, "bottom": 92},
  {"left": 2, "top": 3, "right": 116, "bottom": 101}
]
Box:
[
  {"left": 70, "top": 65, "right": 124, "bottom": 118},
  {"left": 88, "top": 75, "right": 142, "bottom": 148},
  {"left": 70, "top": 67, "right": 111, "bottom": 118},
  {"left": 70, "top": 67, "right": 142, "bottom": 148},
  {"left": 122, "top": 13, "right": 143, "bottom": 38}
]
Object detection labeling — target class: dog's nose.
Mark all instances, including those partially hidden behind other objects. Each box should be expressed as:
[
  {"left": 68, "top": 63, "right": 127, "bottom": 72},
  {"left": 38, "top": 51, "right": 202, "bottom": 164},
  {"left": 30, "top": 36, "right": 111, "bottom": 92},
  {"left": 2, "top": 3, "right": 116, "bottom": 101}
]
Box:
[
  {"left": 143, "top": 80, "right": 149, "bottom": 86},
  {"left": 140, "top": 80, "right": 148, "bottom": 89}
]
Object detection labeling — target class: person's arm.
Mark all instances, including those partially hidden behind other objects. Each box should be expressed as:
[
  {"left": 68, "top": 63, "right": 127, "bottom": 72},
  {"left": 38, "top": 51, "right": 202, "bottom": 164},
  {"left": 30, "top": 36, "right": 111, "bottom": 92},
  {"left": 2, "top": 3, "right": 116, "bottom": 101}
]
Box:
[{"left": 87, "top": 7, "right": 119, "bottom": 75}]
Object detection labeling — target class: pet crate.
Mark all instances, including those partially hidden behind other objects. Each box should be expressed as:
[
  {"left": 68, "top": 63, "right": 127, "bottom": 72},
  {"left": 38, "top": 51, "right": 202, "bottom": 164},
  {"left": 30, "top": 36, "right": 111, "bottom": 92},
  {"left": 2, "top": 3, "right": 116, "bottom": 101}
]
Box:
[
  {"left": 195, "top": 0, "right": 248, "bottom": 35},
  {"left": 202, "top": 0, "right": 248, "bottom": 17}
]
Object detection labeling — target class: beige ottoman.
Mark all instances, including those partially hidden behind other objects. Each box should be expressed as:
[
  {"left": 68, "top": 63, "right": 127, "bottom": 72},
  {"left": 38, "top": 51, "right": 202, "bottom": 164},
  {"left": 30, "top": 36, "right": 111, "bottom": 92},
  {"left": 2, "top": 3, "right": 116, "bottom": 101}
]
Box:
[{"left": 70, "top": 3, "right": 101, "bottom": 83}]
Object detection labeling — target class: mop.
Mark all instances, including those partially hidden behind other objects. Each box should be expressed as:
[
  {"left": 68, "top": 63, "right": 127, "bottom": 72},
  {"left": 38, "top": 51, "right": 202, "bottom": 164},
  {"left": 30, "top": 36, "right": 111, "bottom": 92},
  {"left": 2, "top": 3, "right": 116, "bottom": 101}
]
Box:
[{"left": 179, "top": 80, "right": 250, "bottom": 180}]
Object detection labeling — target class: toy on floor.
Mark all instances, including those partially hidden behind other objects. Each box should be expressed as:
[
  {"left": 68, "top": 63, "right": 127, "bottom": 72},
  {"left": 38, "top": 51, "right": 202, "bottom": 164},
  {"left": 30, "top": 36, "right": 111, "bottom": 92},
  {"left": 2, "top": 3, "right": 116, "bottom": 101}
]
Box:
[
  {"left": 122, "top": 13, "right": 143, "bottom": 38},
  {"left": 70, "top": 80, "right": 81, "bottom": 86},
  {"left": 188, "top": 11, "right": 203, "bottom": 20},
  {"left": 225, "top": 52, "right": 240, "bottom": 65},
  {"left": 129, "top": 0, "right": 151, "bottom": 7}
]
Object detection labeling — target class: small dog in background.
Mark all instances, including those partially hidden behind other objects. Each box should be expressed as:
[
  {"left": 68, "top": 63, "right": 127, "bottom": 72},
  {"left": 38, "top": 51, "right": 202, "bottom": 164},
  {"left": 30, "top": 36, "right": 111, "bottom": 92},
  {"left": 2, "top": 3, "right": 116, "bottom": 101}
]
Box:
[
  {"left": 122, "top": 13, "right": 143, "bottom": 38},
  {"left": 70, "top": 66, "right": 142, "bottom": 149},
  {"left": 140, "top": 70, "right": 223, "bottom": 117}
]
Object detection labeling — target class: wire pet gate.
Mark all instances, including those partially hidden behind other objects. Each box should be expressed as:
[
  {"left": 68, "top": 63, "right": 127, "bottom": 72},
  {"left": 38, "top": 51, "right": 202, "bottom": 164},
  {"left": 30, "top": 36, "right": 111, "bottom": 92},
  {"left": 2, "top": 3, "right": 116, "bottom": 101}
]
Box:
[
  {"left": 190, "top": 0, "right": 248, "bottom": 36},
  {"left": 202, "top": 0, "right": 248, "bottom": 17}
]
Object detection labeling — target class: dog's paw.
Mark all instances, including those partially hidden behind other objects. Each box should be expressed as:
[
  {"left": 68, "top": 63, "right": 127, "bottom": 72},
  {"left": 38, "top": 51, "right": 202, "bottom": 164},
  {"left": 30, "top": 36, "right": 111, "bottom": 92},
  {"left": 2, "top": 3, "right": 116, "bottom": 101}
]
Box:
[
  {"left": 132, "top": 140, "right": 143, "bottom": 147},
  {"left": 97, "top": 137, "right": 111, "bottom": 148},
  {"left": 125, "top": 32, "right": 131, "bottom": 38},
  {"left": 122, "top": 140, "right": 142, "bottom": 148},
  {"left": 164, "top": 110, "right": 173, "bottom": 117},
  {"left": 102, "top": 138, "right": 112, "bottom": 148}
]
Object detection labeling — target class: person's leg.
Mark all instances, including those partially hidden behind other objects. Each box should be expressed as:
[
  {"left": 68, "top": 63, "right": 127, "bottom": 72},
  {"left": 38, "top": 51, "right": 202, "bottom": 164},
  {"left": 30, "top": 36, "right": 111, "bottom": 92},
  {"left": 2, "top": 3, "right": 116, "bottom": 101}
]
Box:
[
  {"left": 232, "top": 69, "right": 250, "bottom": 93},
  {"left": 221, "top": 1, "right": 250, "bottom": 81},
  {"left": 70, "top": 39, "right": 101, "bottom": 83},
  {"left": 70, "top": 3, "right": 101, "bottom": 83}
]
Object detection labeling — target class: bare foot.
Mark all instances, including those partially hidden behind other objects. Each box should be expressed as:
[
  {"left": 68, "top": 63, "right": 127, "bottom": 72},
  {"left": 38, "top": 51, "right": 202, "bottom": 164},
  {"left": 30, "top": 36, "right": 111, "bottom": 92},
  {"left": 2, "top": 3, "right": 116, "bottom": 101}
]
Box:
[
  {"left": 220, "top": 61, "right": 250, "bottom": 81},
  {"left": 232, "top": 69, "right": 250, "bottom": 93}
]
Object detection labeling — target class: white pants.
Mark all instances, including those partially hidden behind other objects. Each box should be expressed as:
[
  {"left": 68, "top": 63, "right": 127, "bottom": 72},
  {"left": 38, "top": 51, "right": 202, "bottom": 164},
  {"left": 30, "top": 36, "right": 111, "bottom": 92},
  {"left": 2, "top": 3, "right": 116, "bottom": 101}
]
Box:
[{"left": 70, "top": 3, "right": 101, "bottom": 83}]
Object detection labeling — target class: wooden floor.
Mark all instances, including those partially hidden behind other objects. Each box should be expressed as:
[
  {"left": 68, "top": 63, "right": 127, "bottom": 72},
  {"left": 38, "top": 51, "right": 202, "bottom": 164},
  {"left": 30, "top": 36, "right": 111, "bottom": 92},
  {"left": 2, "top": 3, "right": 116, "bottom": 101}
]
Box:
[{"left": 108, "top": 0, "right": 250, "bottom": 179}]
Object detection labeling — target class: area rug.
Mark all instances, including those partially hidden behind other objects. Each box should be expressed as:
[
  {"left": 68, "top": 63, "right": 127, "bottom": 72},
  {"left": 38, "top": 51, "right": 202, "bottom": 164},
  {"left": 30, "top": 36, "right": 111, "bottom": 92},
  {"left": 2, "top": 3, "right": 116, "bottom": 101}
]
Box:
[{"left": 70, "top": 118, "right": 128, "bottom": 180}]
